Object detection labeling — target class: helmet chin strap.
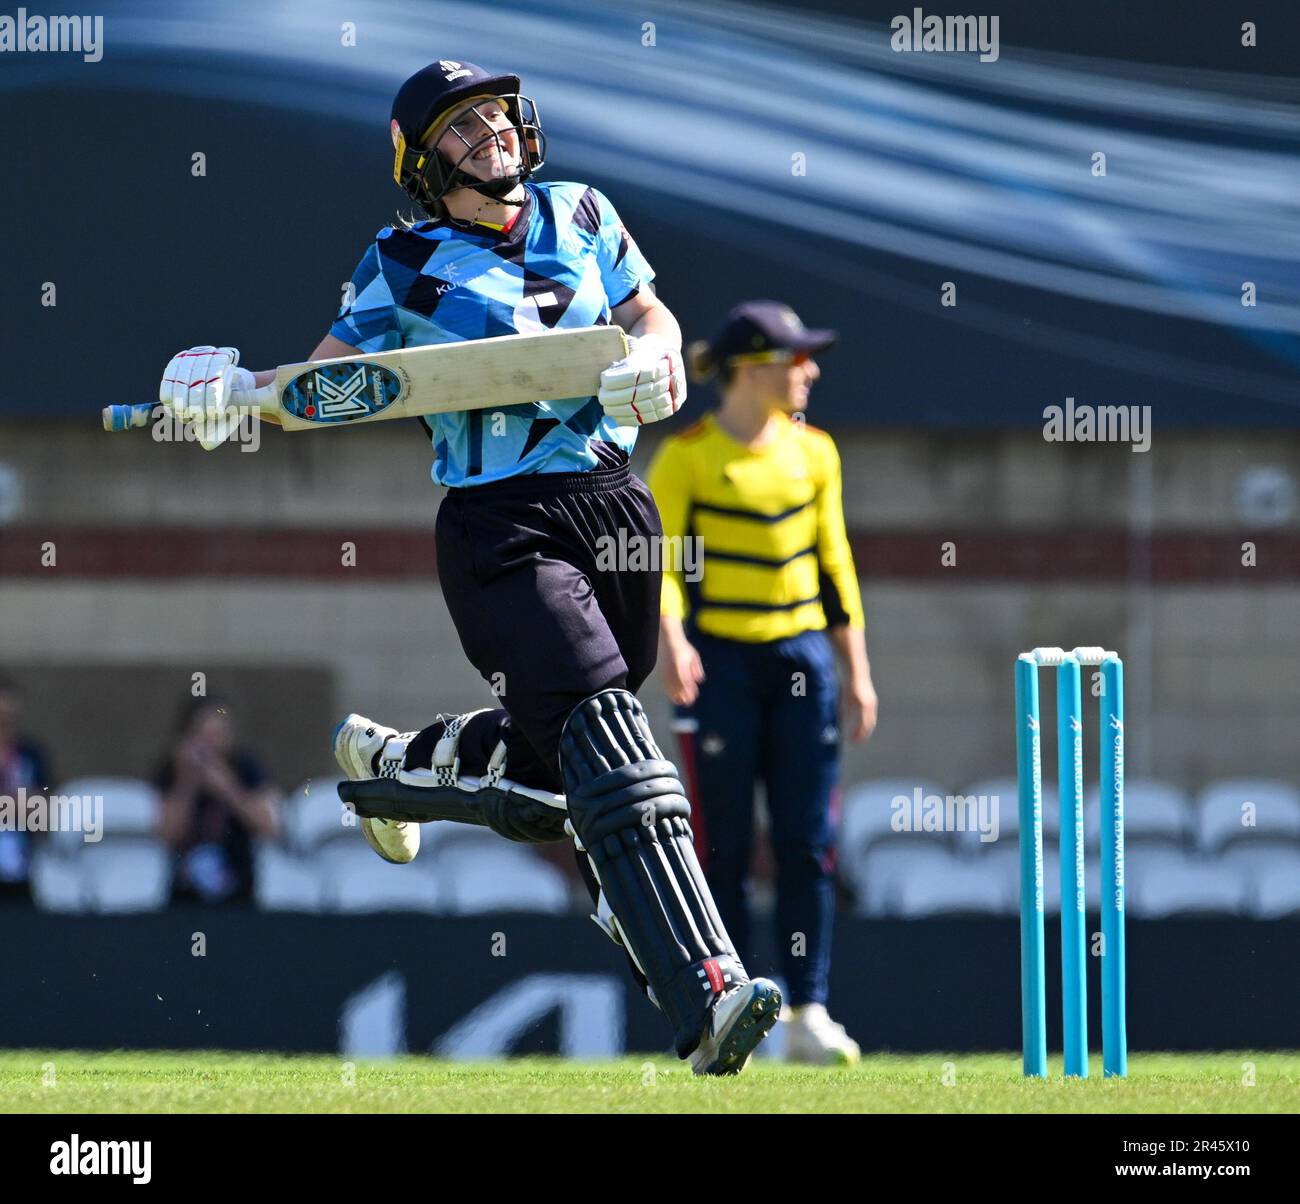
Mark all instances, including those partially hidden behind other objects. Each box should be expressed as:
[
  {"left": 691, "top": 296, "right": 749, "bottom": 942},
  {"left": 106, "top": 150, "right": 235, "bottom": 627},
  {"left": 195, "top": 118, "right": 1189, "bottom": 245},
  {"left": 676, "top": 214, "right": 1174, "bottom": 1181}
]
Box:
[
  {"left": 468, "top": 175, "right": 527, "bottom": 203},
  {"left": 442, "top": 171, "right": 528, "bottom": 228}
]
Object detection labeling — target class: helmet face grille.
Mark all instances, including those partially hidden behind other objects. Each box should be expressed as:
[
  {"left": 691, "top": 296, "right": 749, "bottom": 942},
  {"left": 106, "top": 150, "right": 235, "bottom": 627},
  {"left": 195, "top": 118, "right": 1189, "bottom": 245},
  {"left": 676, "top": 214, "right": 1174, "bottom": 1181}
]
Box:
[{"left": 394, "top": 87, "right": 546, "bottom": 211}]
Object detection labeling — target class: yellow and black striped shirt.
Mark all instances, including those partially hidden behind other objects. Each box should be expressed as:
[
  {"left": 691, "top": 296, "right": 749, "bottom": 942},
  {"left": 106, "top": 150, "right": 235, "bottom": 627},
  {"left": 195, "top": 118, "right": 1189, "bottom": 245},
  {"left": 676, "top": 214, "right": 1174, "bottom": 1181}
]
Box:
[{"left": 646, "top": 413, "right": 864, "bottom": 643}]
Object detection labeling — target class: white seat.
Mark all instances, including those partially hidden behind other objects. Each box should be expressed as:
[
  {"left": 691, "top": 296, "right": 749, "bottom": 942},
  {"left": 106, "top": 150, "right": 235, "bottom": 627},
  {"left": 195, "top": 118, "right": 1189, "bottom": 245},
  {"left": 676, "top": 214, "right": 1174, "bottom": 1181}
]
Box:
[
  {"left": 438, "top": 845, "right": 570, "bottom": 914},
  {"left": 419, "top": 819, "right": 510, "bottom": 857},
  {"left": 961, "top": 838, "right": 1020, "bottom": 904},
  {"left": 80, "top": 841, "right": 170, "bottom": 913},
  {"left": 1126, "top": 843, "right": 1189, "bottom": 878},
  {"left": 969, "top": 835, "right": 1095, "bottom": 917},
  {"left": 959, "top": 776, "right": 1060, "bottom": 845},
  {"left": 1196, "top": 780, "right": 1300, "bottom": 851},
  {"left": 44, "top": 818, "right": 87, "bottom": 858},
  {"left": 316, "top": 842, "right": 442, "bottom": 913},
  {"left": 1220, "top": 840, "right": 1300, "bottom": 877},
  {"left": 893, "top": 848, "right": 1013, "bottom": 916},
  {"left": 1252, "top": 860, "right": 1300, "bottom": 918},
  {"left": 1128, "top": 851, "right": 1247, "bottom": 918},
  {"left": 254, "top": 842, "right": 324, "bottom": 911},
  {"left": 853, "top": 843, "right": 958, "bottom": 916},
  {"left": 998, "top": 839, "right": 1111, "bottom": 917},
  {"left": 284, "top": 777, "right": 354, "bottom": 853},
  {"left": 839, "top": 778, "right": 950, "bottom": 857},
  {"left": 48, "top": 777, "right": 158, "bottom": 853},
  {"left": 29, "top": 847, "right": 86, "bottom": 912},
  {"left": 1084, "top": 778, "right": 1191, "bottom": 847},
  {"left": 34, "top": 779, "right": 165, "bottom": 911}
]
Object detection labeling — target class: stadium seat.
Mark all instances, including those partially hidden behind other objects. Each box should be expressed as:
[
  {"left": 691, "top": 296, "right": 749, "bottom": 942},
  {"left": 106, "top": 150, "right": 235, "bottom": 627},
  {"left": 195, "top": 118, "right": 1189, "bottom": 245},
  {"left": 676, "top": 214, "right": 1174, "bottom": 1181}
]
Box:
[
  {"left": 1084, "top": 778, "right": 1192, "bottom": 847},
  {"left": 965, "top": 835, "right": 1071, "bottom": 911},
  {"left": 417, "top": 817, "right": 510, "bottom": 857},
  {"left": 1251, "top": 859, "right": 1300, "bottom": 919},
  {"left": 1128, "top": 850, "right": 1249, "bottom": 918},
  {"left": 837, "top": 778, "right": 951, "bottom": 895},
  {"left": 1195, "top": 780, "right": 1300, "bottom": 852},
  {"left": 29, "top": 848, "right": 85, "bottom": 912},
  {"left": 892, "top": 847, "right": 1014, "bottom": 917},
  {"left": 960, "top": 837, "right": 1019, "bottom": 908},
  {"left": 1219, "top": 839, "right": 1300, "bottom": 877},
  {"left": 282, "top": 776, "right": 354, "bottom": 853},
  {"left": 254, "top": 841, "right": 324, "bottom": 911},
  {"left": 854, "top": 843, "right": 961, "bottom": 916},
  {"left": 316, "top": 841, "right": 442, "bottom": 913},
  {"left": 437, "top": 845, "right": 570, "bottom": 914},
  {"left": 839, "top": 778, "right": 950, "bottom": 846},
  {"left": 79, "top": 841, "right": 171, "bottom": 913},
  {"left": 52, "top": 776, "right": 159, "bottom": 848},
  {"left": 30, "top": 778, "right": 167, "bottom": 912},
  {"left": 956, "top": 776, "right": 1060, "bottom": 848}
]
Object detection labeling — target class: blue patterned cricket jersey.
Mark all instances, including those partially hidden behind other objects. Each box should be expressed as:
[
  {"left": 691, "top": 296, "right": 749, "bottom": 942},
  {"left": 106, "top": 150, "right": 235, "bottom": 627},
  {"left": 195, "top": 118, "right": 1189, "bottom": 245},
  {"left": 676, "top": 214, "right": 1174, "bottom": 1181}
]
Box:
[{"left": 329, "top": 182, "right": 655, "bottom": 486}]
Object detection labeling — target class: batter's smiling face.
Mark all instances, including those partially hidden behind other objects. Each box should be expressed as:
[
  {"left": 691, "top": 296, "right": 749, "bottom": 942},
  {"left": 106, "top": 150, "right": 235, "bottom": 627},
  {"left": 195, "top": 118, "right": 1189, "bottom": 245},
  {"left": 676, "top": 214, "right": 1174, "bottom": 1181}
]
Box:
[{"left": 432, "top": 98, "right": 520, "bottom": 181}]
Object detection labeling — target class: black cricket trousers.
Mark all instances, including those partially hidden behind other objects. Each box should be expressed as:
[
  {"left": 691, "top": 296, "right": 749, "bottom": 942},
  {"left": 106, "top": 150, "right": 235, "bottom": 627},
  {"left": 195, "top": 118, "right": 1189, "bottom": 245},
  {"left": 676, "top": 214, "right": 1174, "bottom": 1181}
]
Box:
[{"left": 434, "top": 455, "right": 663, "bottom": 795}]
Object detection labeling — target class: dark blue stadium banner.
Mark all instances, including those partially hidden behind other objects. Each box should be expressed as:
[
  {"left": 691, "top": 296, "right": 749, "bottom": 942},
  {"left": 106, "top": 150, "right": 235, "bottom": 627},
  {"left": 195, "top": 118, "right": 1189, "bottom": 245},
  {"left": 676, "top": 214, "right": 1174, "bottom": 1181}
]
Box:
[
  {"left": 1, "top": 1, "right": 1296, "bottom": 428},
  {"left": 1, "top": 912, "right": 1294, "bottom": 1054}
]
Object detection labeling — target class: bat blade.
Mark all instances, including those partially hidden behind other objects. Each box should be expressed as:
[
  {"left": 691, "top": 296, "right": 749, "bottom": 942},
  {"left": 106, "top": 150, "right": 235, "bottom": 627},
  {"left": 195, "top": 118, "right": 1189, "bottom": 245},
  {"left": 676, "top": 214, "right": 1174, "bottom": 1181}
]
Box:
[{"left": 273, "top": 325, "right": 627, "bottom": 431}]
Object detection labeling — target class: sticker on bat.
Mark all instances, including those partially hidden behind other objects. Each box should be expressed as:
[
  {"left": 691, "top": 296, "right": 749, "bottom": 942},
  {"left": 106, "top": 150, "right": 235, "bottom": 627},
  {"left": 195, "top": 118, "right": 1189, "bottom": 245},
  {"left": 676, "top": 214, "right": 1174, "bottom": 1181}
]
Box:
[{"left": 280, "top": 362, "right": 406, "bottom": 424}]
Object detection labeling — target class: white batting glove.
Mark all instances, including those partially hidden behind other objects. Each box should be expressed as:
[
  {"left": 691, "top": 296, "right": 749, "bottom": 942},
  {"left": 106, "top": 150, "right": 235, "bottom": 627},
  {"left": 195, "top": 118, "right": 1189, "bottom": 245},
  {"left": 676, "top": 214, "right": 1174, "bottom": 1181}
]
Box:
[
  {"left": 597, "top": 334, "right": 686, "bottom": 427},
  {"left": 159, "top": 345, "right": 256, "bottom": 425}
]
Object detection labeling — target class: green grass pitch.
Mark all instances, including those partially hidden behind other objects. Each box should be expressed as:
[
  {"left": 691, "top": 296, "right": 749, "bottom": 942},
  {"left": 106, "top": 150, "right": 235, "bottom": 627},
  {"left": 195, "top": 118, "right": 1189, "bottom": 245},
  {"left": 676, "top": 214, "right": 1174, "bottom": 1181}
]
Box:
[{"left": 2, "top": 1051, "right": 1298, "bottom": 1113}]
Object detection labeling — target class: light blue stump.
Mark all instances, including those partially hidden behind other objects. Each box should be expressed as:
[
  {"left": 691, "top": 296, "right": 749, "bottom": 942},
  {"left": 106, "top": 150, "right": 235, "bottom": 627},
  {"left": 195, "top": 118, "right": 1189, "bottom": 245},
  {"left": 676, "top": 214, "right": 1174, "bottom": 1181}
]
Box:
[
  {"left": 1015, "top": 655, "right": 1047, "bottom": 1078},
  {"left": 1100, "top": 657, "right": 1128, "bottom": 1077},
  {"left": 1057, "top": 656, "right": 1088, "bottom": 1078}
]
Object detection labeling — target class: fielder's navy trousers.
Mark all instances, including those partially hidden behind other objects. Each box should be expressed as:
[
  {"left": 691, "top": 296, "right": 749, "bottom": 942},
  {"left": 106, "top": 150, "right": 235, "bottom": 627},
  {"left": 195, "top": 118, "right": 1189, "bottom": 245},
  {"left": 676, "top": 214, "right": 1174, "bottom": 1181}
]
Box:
[{"left": 676, "top": 628, "right": 840, "bottom": 1007}]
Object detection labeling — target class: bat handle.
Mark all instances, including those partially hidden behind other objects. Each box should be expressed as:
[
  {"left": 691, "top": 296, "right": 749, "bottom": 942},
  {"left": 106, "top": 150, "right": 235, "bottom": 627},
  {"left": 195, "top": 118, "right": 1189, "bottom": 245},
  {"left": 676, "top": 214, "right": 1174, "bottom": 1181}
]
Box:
[
  {"left": 101, "top": 385, "right": 275, "bottom": 435},
  {"left": 102, "top": 402, "right": 157, "bottom": 432}
]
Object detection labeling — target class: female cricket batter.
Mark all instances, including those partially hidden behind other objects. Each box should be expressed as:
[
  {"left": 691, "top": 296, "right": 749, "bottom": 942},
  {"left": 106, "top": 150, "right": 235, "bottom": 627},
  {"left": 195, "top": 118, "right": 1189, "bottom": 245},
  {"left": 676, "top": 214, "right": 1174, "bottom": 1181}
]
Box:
[
  {"left": 647, "top": 301, "right": 879, "bottom": 1064},
  {"left": 155, "top": 61, "right": 779, "bottom": 1074}
]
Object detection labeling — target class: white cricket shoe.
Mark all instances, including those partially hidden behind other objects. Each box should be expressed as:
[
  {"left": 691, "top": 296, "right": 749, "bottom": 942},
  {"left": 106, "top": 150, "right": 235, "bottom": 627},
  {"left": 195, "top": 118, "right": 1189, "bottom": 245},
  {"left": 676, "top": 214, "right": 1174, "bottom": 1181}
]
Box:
[
  {"left": 784, "top": 1003, "right": 861, "bottom": 1066},
  {"left": 689, "top": 978, "right": 782, "bottom": 1076},
  {"left": 332, "top": 713, "right": 420, "bottom": 865}
]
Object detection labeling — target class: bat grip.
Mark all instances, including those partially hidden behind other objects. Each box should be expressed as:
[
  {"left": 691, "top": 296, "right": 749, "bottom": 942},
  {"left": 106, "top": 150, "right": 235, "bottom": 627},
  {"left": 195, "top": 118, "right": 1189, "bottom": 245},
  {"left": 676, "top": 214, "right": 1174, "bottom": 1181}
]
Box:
[
  {"left": 101, "top": 385, "right": 275, "bottom": 435},
  {"left": 102, "top": 403, "right": 157, "bottom": 432}
]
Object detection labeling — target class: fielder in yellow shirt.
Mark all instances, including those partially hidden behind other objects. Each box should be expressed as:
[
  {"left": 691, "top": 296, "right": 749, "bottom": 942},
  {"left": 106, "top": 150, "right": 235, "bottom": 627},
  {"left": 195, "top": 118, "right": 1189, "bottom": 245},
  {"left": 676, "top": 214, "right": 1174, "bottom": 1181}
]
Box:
[{"left": 646, "top": 301, "right": 878, "bottom": 1065}]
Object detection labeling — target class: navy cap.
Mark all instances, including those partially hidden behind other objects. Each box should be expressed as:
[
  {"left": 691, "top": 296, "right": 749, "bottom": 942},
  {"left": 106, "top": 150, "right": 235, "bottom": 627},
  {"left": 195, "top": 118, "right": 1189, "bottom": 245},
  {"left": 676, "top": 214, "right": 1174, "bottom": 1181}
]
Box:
[{"left": 711, "top": 301, "right": 838, "bottom": 365}]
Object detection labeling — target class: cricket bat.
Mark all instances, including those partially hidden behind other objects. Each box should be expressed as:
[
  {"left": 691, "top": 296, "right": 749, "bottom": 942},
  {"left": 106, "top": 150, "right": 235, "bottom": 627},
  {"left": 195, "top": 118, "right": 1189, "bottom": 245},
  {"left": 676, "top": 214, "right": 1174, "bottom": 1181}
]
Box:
[{"left": 102, "top": 325, "right": 628, "bottom": 435}]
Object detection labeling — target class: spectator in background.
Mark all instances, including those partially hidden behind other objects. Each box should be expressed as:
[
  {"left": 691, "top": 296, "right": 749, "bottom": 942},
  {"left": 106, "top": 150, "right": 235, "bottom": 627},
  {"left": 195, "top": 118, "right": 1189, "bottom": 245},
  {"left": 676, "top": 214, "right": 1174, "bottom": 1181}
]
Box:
[
  {"left": 0, "top": 676, "right": 52, "bottom": 905},
  {"left": 647, "top": 302, "right": 878, "bottom": 1065},
  {"left": 155, "top": 697, "right": 279, "bottom": 906}
]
